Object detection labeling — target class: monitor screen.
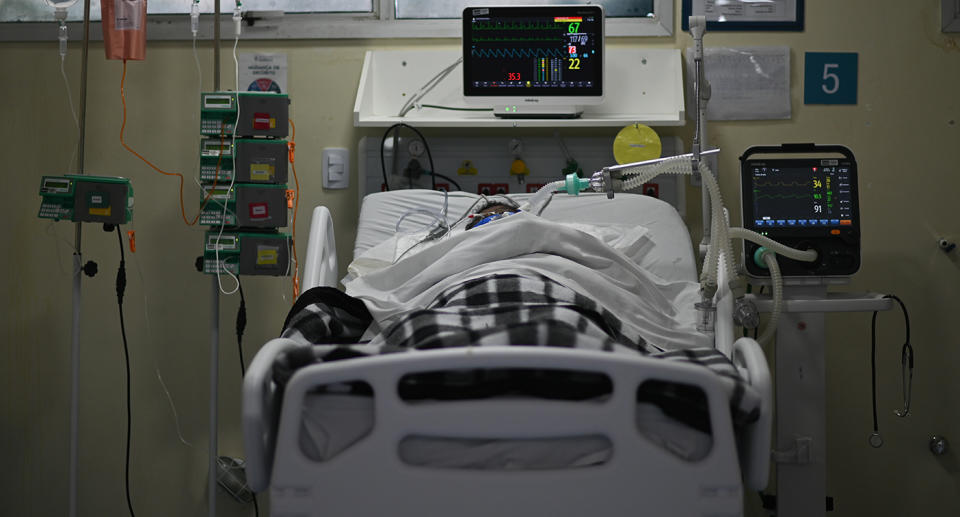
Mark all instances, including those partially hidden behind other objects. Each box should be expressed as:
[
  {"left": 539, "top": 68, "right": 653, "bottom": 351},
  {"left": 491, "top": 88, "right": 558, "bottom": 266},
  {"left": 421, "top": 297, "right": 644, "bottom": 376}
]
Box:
[
  {"left": 747, "top": 161, "right": 856, "bottom": 229},
  {"left": 462, "top": 5, "right": 603, "bottom": 98}
]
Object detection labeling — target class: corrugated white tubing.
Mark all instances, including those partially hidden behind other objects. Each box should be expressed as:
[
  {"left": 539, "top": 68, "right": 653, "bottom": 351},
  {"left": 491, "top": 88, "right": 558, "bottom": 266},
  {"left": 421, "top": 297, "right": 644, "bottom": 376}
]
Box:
[
  {"left": 727, "top": 227, "right": 819, "bottom": 263},
  {"left": 523, "top": 180, "right": 566, "bottom": 215},
  {"left": 757, "top": 250, "right": 783, "bottom": 346},
  {"left": 620, "top": 157, "right": 735, "bottom": 291}
]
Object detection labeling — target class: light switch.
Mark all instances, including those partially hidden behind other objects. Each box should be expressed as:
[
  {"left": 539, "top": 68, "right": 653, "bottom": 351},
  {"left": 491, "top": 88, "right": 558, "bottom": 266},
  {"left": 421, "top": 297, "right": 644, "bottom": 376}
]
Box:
[{"left": 322, "top": 148, "right": 350, "bottom": 189}]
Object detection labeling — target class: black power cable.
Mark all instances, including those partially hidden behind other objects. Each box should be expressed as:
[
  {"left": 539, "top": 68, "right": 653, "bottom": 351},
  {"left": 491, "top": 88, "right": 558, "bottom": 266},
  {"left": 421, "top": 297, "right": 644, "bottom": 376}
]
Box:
[
  {"left": 379, "top": 123, "right": 436, "bottom": 191},
  {"left": 429, "top": 171, "right": 462, "bottom": 191},
  {"left": 236, "top": 278, "right": 248, "bottom": 378},
  {"left": 233, "top": 278, "right": 259, "bottom": 517},
  {"left": 870, "top": 294, "right": 912, "bottom": 442},
  {"left": 114, "top": 226, "right": 136, "bottom": 517}
]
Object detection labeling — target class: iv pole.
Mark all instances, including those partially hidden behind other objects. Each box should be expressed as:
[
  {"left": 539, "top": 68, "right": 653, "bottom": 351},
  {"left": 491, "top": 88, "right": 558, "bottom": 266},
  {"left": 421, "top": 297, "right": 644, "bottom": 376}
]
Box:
[
  {"left": 68, "top": 2, "right": 92, "bottom": 516},
  {"left": 209, "top": 3, "right": 222, "bottom": 517}
]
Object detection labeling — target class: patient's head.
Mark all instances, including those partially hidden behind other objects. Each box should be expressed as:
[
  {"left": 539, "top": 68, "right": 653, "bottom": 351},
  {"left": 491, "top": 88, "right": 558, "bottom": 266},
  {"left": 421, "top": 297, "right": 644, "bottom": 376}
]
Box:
[{"left": 467, "top": 199, "right": 520, "bottom": 230}]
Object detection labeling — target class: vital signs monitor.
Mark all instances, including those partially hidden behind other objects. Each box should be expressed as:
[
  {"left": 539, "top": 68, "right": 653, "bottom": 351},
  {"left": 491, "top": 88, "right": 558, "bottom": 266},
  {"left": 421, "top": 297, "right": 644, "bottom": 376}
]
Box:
[
  {"left": 740, "top": 144, "right": 861, "bottom": 278},
  {"left": 462, "top": 5, "right": 604, "bottom": 118}
]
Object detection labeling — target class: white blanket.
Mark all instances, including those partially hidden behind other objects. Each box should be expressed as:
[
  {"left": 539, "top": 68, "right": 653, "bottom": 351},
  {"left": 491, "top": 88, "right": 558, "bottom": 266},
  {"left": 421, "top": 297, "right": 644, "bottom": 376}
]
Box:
[{"left": 343, "top": 212, "right": 711, "bottom": 351}]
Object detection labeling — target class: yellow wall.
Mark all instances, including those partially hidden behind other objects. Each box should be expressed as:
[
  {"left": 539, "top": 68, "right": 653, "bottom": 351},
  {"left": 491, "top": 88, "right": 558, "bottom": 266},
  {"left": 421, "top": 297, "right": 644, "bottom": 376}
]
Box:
[{"left": 1, "top": 1, "right": 958, "bottom": 515}]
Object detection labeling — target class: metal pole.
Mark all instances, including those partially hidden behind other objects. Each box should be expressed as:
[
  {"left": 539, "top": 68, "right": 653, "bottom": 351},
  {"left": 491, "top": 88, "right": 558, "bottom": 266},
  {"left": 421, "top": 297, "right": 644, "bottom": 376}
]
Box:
[
  {"left": 688, "top": 16, "right": 712, "bottom": 262},
  {"left": 210, "top": 4, "right": 221, "bottom": 517},
  {"left": 69, "top": 2, "right": 92, "bottom": 516}
]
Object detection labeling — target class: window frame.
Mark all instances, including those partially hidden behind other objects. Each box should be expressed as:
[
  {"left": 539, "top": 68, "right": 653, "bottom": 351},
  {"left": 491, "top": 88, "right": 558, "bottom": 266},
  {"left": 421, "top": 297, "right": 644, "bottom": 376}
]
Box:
[{"left": 0, "top": 0, "right": 673, "bottom": 41}]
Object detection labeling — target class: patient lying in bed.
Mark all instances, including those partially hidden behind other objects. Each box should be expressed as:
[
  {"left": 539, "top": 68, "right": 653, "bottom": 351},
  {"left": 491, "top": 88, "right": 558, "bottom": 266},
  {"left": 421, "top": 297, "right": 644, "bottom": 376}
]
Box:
[
  {"left": 275, "top": 194, "right": 759, "bottom": 467},
  {"left": 279, "top": 194, "right": 754, "bottom": 408}
]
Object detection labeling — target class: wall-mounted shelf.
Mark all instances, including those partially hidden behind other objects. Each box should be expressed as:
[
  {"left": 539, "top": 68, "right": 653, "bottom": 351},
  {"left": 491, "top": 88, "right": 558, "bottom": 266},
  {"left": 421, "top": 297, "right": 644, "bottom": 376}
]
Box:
[{"left": 353, "top": 48, "right": 685, "bottom": 128}]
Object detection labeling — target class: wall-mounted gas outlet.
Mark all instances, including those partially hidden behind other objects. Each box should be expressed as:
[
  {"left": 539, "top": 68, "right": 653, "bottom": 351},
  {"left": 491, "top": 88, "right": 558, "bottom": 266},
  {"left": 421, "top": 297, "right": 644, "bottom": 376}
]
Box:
[{"left": 478, "top": 183, "right": 509, "bottom": 195}]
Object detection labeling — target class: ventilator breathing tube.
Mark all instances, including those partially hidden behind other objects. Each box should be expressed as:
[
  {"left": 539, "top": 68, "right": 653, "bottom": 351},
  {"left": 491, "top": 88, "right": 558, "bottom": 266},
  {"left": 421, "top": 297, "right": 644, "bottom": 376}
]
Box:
[
  {"left": 756, "top": 249, "right": 783, "bottom": 346},
  {"left": 523, "top": 179, "right": 565, "bottom": 215},
  {"left": 615, "top": 156, "right": 736, "bottom": 296},
  {"left": 727, "top": 228, "right": 818, "bottom": 263}
]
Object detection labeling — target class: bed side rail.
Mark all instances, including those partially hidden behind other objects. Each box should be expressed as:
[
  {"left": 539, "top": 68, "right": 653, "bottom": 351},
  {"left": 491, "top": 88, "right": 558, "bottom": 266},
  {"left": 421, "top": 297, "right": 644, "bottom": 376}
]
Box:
[
  {"left": 302, "top": 206, "right": 338, "bottom": 290},
  {"left": 242, "top": 337, "right": 303, "bottom": 492},
  {"left": 732, "top": 336, "right": 773, "bottom": 490},
  {"left": 715, "top": 250, "right": 773, "bottom": 490}
]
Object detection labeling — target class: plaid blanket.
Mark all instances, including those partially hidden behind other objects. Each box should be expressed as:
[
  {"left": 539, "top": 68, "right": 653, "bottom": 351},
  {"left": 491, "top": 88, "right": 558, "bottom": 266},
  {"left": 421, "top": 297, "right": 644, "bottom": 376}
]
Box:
[{"left": 279, "top": 274, "right": 760, "bottom": 425}]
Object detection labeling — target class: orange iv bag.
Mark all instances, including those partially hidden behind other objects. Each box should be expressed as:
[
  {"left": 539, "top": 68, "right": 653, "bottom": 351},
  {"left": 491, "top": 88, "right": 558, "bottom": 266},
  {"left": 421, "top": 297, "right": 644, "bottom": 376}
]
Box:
[{"left": 101, "top": 0, "right": 147, "bottom": 61}]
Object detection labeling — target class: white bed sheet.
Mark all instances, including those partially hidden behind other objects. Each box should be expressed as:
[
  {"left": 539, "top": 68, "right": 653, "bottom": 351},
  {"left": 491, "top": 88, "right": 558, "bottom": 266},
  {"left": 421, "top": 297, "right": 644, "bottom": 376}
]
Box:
[{"left": 353, "top": 190, "right": 697, "bottom": 283}]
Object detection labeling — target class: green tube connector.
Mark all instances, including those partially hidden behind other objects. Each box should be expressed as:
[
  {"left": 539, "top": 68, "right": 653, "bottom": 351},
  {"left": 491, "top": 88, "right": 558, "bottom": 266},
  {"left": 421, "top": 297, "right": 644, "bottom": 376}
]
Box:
[
  {"left": 558, "top": 173, "right": 591, "bottom": 196},
  {"left": 753, "top": 246, "right": 771, "bottom": 269}
]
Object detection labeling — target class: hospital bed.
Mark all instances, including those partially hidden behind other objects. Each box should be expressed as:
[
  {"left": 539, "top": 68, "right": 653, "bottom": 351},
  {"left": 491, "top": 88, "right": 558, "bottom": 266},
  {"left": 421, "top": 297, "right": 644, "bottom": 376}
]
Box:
[{"left": 243, "top": 190, "right": 772, "bottom": 517}]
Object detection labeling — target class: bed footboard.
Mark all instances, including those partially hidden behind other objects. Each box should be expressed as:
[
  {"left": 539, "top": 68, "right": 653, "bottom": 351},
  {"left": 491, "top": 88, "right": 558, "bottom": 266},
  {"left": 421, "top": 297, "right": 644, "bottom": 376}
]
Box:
[{"left": 268, "top": 347, "right": 745, "bottom": 517}]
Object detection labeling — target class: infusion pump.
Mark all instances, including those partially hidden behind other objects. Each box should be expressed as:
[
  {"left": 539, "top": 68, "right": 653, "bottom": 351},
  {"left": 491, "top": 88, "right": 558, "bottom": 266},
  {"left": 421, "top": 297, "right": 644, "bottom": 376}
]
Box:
[{"left": 38, "top": 175, "right": 134, "bottom": 225}]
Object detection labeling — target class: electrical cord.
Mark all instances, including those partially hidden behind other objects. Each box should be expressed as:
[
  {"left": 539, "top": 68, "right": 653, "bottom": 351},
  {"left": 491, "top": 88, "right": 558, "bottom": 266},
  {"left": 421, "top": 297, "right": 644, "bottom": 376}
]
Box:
[
  {"left": 236, "top": 277, "right": 247, "bottom": 378},
  {"left": 379, "top": 123, "right": 435, "bottom": 191},
  {"left": 397, "top": 57, "right": 463, "bottom": 117},
  {"left": 417, "top": 104, "right": 493, "bottom": 112},
  {"left": 429, "top": 171, "right": 462, "bottom": 191},
  {"left": 114, "top": 225, "right": 136, "bottom": 517},
  {"left": 869, "top": 294, "right": 912, "bottom": 447},
  {"left": 233, "top": 279, "right": 260, "bottom": 517}
]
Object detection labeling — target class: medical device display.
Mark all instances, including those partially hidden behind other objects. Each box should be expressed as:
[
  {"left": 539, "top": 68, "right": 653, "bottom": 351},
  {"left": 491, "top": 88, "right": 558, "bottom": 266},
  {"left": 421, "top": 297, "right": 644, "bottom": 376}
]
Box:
[
  {"left": 462, "top": 5, "right": 604, "bottom": 118},
  {"left": 201, "top": 92, "right": 290, "bottom": 138},
  {"left": 739, "top": 145, "right": 860, "bottom": 277},
  {"left": 199, "top": 184, "right": 288, "bottom": 228},
  {"left": 38, "top": 175, "right": 134, "bottom": 225},
  {"left": 199, "top": 92, "right": 293, "bottom": 276},
  {"left": 200, "top": 138, "right": 289, "bottom": 184},
  {"left": 202, "top": 231, "right": 291, "bottom": 276}
]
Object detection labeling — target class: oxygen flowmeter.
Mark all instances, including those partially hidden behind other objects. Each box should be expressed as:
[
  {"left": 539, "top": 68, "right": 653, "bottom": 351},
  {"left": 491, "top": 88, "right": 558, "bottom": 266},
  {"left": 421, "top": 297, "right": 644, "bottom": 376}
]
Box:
[
  {"left": 38, "top": 175, "right": 134, "bottom": 225},
  {"left": 739, "top": 144, "right": 860, "bottom": 277}
]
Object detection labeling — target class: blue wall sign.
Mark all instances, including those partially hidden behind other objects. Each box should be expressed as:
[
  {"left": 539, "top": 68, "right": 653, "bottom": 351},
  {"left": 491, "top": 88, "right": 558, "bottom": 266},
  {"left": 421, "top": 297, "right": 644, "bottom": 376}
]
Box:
[{"left": 804, "top": 52, "right": 858, "bottom": 105}]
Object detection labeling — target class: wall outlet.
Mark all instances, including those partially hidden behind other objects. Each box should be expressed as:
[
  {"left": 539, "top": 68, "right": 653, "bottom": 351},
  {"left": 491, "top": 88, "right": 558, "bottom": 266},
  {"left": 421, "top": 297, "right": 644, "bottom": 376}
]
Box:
[{"left": 478, "top": 183, "right": 509, "bottom": 195}]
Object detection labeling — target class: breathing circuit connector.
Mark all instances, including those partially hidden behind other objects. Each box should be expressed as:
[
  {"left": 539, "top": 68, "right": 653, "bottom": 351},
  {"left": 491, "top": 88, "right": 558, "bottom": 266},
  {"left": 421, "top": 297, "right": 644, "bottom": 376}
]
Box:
[{"left": 557, "top": 173, "right": 593, "bottom": 196}]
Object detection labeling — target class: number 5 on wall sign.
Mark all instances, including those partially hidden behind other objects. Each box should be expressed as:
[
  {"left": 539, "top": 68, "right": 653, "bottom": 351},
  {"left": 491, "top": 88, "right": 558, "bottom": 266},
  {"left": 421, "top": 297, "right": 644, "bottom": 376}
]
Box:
[{"left": 804, "top": 52, "right": 858, "bottom": 105}]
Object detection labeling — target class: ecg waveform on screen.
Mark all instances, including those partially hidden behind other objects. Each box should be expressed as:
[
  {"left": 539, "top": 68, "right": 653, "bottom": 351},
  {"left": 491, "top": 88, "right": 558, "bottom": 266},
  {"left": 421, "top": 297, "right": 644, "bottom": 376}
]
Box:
[
  {"left": 472, "top": 21, "right": 566, "bottom": 31},
  {"left": 754, "top": 180, "right": 812, "bottom": 188},
  {"left": 472, "top": 36, "right": 561, "bottom": 42},
  {"left": 754, "top": 192, "right": 813, "bottom": 200},
  {"left": 471, "top": 47, "right": 568, "bottom": 59}
]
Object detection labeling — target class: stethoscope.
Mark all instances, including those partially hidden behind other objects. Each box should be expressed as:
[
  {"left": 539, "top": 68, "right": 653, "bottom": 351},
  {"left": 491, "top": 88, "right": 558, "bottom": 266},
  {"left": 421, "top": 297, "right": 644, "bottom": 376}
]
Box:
[{"left": 868, "top": 295, "right": 912, "bottom": 448}]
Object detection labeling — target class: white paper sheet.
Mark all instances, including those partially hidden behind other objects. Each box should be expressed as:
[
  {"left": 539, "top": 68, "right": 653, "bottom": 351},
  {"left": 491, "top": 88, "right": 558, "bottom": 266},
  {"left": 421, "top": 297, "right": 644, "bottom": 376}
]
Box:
[{"left": 686, "top": 46, "right": 791, "bottom": 121}]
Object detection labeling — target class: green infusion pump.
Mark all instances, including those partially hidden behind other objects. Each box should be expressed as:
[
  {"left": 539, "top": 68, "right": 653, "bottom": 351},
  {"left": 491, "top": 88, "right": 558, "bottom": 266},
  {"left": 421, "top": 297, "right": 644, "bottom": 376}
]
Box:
[{"left": 39, "top": 175, "right": 134, "bottom": 225}]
